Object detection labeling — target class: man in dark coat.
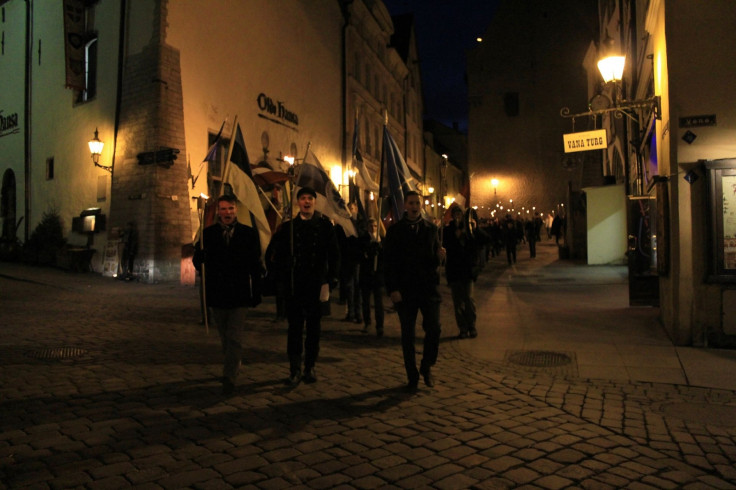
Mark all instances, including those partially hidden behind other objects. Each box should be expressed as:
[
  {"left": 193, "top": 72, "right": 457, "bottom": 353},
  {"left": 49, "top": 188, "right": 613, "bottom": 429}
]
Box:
[
  {"left": 269, "top": 187, "right": 340, "bottom": 385},
  {"left": 384, "top": 191, "right": 445, "bottom": 392},
  {"left": 359, "top": 218, "right": 384, "bottom": 337},
  {"left": 443, "top": 207, "right": 482, "bottom": 339},
  {"left": 193, "top": 195, "right": 263, "bottom": 395}
]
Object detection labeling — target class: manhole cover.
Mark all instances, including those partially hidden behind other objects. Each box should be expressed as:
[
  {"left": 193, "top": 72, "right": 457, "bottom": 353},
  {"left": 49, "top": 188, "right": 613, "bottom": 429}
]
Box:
[
  {"left": 27, "top": 347, "right": 88, "bottom": 360},
  {"left": 507, "top": 350, "right": 572, "bottom": 367}
]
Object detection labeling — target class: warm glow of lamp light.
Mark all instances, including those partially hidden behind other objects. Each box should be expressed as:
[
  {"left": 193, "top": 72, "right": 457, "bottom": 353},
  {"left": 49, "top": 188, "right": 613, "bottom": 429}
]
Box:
[
  {"left": 283, "top": 155, "right": 295, "bottom": 165},
  {"left": 428, "top": 186, "right": 434, "bottom": 194},
  {"left": 597, "top": 55, "right": 625, "bottom": 83},
  {"left": 491, "top": 178, "right": 498, "bottom": 188},
  {"left": 330, "top": 166, "right": 342, "bottom": 187},
  {"left": 88, "top": 128, "right": 104, "bottom": 163}
]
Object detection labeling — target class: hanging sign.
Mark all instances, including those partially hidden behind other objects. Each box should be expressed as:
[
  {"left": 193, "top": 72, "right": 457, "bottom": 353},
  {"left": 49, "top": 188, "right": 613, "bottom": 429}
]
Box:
[{"left": 563, "top": 129, "right": 607, "bottom": 153}]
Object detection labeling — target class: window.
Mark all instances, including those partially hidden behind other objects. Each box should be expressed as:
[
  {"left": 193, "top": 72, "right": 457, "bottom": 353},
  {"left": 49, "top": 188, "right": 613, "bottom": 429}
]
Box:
[
  {"left": 46, "top": 157, "right": 54, "bottom": 180},
  {"left": 706, "top": 159, "right": 736, "bottom": 280},
  {"left": 81, "top": 36, "right": 97, "bottom": 101},
  {"left": 73, "top": 3, "right": 98, "bottom": 103}
]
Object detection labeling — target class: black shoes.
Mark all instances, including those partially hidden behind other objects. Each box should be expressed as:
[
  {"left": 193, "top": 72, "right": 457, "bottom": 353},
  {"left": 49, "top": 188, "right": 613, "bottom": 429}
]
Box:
[
  {"left": 303, "top": 368, "right": 317, "bottom": 384},
  {"left": 469, "top": 329, "right": 478, "bottom": 338},
  {"left": 405, "top": 378, "right": 419, "bottom": 393},
  {"left": 222, "top": 378, "right": 235, "bottom": 395},
  {"left": 287, "top": 370, "right": 302, "bottom": 386},
  {"left": 420, "top": 366, "right": 434, "bottom": 387}
]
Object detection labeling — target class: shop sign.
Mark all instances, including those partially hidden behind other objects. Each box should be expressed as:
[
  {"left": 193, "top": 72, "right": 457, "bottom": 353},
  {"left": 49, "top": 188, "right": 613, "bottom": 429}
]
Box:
[
  {"left": 257, "top": 93, "right": 299, "bottom": 128},
  {"left": 563, "top": 129, "right": 607, "bottom": 153},
  {"left": 679, "top": 114, "right": 716, "bottom": 128},
  {"left": 0, "top": 110, "right": 20, "bottom": 138}
]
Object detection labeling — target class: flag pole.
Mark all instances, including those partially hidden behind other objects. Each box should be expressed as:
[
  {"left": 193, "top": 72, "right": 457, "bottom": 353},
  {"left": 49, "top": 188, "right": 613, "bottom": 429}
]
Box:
[
  {"left": 197, "top": 195, "right": 209, "bottom": 334},
  {"left": 377, "top": 112, "right": 388, "bottom": 237},
  {"left": 221, "top": 115, "right": 239, "bottom": 195}
]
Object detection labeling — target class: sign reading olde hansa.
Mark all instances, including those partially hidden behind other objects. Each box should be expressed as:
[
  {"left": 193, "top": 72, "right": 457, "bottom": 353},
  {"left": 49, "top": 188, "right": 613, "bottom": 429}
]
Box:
[{"left": 563, "top": 129, "right": 607, "bottom": 153}]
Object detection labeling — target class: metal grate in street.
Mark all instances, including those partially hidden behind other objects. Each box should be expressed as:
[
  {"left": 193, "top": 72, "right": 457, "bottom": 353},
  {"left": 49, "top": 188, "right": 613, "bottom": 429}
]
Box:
[
  {"left": 26, "top": 347, "right": 88, "bottom": 360},
  {"left": 506, "top": 350, "right": 573, "bottom": 367}
]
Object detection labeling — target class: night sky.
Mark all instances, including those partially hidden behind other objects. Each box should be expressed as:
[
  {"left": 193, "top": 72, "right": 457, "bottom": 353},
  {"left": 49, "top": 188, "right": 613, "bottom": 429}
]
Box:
[{"left": 383, "top": 0, "right": 501, "bottom": 133}]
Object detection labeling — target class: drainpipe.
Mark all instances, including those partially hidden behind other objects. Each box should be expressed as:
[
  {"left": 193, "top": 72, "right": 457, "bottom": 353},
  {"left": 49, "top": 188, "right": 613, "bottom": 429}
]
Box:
[
  {"left": 23, "top": 0, "right": 33, "bottom": 242},
  {"left": 111, "top": 0, "right": 127, "bottom": 171}
]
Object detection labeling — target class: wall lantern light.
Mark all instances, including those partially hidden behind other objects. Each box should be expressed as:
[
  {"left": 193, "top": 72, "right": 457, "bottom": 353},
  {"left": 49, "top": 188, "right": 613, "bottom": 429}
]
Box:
[
  {"left": 560, "top": 36, "right": 660, "bottom": 123},
  {"left": 89, "top": 128, "right": 112, "bottom": 172}
]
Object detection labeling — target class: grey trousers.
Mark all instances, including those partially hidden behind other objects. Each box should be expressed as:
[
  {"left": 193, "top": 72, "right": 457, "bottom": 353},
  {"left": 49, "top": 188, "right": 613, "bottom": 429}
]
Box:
[{"left": 209, "top": 307, "right": 246, "bottom": 383}]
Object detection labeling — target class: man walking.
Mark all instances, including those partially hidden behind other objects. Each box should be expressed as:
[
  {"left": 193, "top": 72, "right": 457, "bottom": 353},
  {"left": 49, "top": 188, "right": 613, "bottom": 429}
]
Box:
[
  {"left": 443, "top": 206, "right": 482, "bottom": 339},
  {"left": 193, "top": 195, "right": 263, "bottom": 395},
  {"left": 384, "top": 191, "right": 445, "bottom": 392},
  {"left": 269, "top": 187, "right": 340, "bottom": 385}
]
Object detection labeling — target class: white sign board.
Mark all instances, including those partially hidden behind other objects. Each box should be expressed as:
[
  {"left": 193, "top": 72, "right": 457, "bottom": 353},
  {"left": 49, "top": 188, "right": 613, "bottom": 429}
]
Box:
[{"left": 563, "top": 129, "right": 607, "bottom": 153}]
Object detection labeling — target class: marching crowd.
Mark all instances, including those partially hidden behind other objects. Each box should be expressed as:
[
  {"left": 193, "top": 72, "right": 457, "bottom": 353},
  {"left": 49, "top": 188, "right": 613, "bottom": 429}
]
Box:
[{"left": 193, "top": 189, "right": 564, "bottom": 395}]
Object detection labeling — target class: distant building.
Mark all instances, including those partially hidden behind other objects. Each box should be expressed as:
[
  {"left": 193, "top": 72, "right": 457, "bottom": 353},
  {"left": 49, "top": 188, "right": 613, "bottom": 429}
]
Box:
[
  {"left": 466, "top": 0, "right": 598, "bottom": 226},
  {"left": 0, "top": 0, "right": 432, "bottom": 283}
]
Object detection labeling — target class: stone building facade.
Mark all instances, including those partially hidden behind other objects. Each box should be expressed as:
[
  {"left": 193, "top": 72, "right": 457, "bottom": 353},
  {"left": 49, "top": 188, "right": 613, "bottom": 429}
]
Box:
[{"left": 0, "top": 0, "right": 429, "bottom": 283}]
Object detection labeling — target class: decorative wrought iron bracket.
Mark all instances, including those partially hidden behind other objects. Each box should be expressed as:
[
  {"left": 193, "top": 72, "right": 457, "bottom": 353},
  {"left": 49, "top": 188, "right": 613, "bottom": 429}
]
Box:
[{"left": 560, "top": 95, "right": 661, "bottom": 124}]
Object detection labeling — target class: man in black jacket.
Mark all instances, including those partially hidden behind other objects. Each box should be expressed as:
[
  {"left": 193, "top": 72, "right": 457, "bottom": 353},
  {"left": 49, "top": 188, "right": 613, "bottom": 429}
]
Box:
[
  {"left": 443, "top": 207, "right": 483, "bottom": 339},
  {"left": 193, "top": 195, "right": 263, "bottom": 395},
  {"left": 269, "top": 187, "right": 340, "bottom": 385},
  {"left": 384, "top": 191, "right": 445, "bottom": 392}
]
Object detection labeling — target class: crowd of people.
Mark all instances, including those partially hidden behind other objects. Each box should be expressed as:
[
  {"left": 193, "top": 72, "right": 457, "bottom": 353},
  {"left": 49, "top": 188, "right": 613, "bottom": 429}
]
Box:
[{"left": 193, "top": 191, "right": 565, "bottom": 395}]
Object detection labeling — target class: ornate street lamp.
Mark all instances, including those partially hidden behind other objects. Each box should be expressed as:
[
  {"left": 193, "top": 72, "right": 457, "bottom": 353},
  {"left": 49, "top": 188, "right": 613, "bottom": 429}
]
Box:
[{"left": 88, "top": 128, "right": 112, "bottom": 172}]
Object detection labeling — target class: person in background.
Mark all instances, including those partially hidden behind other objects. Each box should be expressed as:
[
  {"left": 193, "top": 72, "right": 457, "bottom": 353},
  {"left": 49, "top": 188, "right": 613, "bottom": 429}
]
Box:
[
  {"left": 443, "top": 206, "right": 482, "bottom": 339},
  {"left": 384, "top": 191, "right": 445, "bottom": 392},
  {"left": 359, "top": 218, "right": 385, "bottom": 337},
  {"left": 192, "top": 195, "right": 263, "bottom": 396}
]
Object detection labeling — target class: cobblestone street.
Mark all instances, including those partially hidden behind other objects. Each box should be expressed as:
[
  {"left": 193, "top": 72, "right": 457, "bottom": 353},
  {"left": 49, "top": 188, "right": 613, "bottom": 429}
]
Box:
[{"left": 2, "top": 244, "right": 736, "bottom": 489}]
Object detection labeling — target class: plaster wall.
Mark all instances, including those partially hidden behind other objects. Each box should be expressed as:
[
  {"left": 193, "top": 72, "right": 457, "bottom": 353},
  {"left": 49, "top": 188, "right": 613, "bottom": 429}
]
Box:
[
  {"left": 167, "top": 0, "right": 345, "bottom": 227},
  {"left": 655, "top": 0, "right": 736, "bottom": 345}
]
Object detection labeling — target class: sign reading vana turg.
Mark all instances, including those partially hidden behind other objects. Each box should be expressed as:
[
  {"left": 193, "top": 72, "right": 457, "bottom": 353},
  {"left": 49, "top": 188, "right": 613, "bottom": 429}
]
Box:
[{"left": 563, "top": 129, "right": 607, "bottom": 153}]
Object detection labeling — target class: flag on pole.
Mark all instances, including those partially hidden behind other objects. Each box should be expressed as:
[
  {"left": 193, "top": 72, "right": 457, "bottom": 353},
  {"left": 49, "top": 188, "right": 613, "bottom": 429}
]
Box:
[
  {"left": 381, "top": 125, "right": 419, "bottom": 224},
  {"left": 250, "top": 160, "right": 290, "bottom": 188},
  {"left": 352, "top": 115, "right": 379, "bottom": 192},
  {"left": 203, "top": 120, "right": 226, "bottom": 162},
  {"left": 222, "top": 122, "right": 271, "bottom": 255},
  {"left": 298, "top": 151, "right": 357, "bottom": 237}
]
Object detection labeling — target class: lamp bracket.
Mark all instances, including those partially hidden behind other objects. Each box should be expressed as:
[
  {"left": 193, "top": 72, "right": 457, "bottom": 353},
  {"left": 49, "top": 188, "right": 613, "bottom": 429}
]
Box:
[
  {"left": 94, "top": 162, "right": 113, "bottom": 173},
  {"left": 560, "top": 95, "right": 660, "bottom": 122}
]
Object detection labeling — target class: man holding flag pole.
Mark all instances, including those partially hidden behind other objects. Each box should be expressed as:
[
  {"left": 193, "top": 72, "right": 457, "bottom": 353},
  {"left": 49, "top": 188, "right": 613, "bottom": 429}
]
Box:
[
  {"left": 380, "top": 121, "right": 446, "bottom": 392},
  {"left": 192, "top": 118, "right": 266, "bottom": 395},
  {"left": 269, "top": 145, "right": 340, "bottom": 385}
]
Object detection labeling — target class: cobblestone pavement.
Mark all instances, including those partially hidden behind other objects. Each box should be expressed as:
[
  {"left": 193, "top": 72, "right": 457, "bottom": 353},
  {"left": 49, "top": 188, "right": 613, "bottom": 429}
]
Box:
[{"left": 1, "top": 252, "right": 736, "bottom": 489}]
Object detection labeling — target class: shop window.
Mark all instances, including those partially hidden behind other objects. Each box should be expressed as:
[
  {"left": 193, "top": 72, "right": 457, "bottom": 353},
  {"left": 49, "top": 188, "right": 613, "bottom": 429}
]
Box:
[{"left": 706, "top": 159, "right": 736, "bottom": 280}]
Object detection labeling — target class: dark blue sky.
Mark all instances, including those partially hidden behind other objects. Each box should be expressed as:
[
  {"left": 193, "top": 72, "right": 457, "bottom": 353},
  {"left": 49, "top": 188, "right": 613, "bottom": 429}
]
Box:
[{"left": 383, "top": 0, "right": 501, "bottom": 133}]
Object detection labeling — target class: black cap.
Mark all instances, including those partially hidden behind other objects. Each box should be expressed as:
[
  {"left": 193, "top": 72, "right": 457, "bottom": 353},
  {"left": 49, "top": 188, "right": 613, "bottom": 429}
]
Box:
[{"left": 297, "top": 187, "right": 317, "bottom": 199}]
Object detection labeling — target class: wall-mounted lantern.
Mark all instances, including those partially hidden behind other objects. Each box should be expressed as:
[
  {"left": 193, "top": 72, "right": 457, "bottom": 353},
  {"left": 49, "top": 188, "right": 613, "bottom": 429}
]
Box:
[{"left": 88, "top": 128, "right": 112, "bottom": 172}]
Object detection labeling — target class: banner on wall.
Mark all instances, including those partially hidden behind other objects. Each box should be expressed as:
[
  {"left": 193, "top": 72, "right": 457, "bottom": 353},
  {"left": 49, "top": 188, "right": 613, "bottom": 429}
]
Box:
[{"left": 63, "top": 0, "right": 86, "bottom": 90}]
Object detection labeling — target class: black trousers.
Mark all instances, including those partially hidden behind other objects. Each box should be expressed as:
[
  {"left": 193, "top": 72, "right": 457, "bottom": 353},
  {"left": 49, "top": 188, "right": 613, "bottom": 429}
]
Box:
[
  {"left": 286, "top": 298, "right": 321, "bottom": 372},
  {"left": 395, "top": 298, "right": 441, "bottom": 381}
]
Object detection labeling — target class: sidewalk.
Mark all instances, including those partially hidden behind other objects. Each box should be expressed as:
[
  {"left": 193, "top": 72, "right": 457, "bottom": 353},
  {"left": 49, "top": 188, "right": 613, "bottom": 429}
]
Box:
[
  {"left": 2, "top": 249, "right": 736, "bottom": 488},
  {"left": 454, "top": 240, "right": 736, "bottom": 392}
]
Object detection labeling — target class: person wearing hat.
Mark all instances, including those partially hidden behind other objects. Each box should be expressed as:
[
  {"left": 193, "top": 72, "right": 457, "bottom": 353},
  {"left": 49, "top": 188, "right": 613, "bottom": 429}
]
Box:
[{"left": 269, "top": 186, "right": 340, "bottom": 385}]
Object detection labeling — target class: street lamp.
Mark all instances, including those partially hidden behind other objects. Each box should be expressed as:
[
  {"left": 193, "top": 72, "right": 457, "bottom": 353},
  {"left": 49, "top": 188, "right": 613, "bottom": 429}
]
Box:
[
  {"left": 559, "top": 37, "right": 660, "bottom": 122},
  {"left": 88, "top": 128, "right": 112, "bottom": 172}
]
